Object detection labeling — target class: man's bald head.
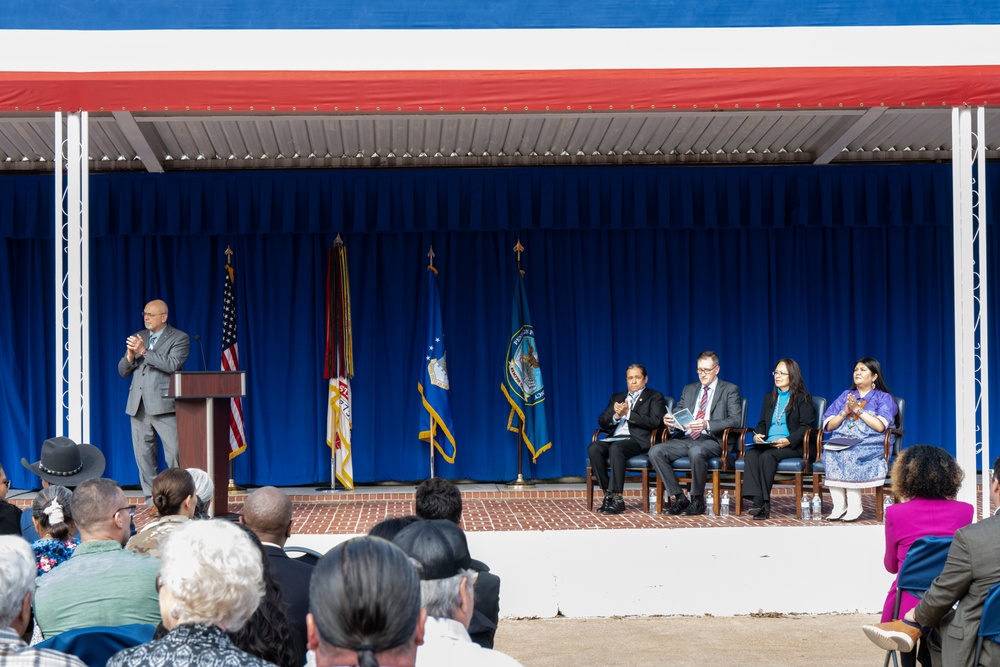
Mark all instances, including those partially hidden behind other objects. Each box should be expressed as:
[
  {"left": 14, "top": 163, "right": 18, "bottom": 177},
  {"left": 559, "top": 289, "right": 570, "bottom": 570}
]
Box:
[
  {"left": 143, "top": 300, "right": 169, "bottom": 333},
  {"left": 242, "top": 486, "right": 294, "bottom": 545}
]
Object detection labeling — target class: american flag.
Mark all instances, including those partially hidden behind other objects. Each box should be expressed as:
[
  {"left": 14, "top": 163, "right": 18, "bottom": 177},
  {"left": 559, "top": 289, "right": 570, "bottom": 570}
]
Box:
[{"left": 223, "top": 258, "right": 246, "bottom": 458}]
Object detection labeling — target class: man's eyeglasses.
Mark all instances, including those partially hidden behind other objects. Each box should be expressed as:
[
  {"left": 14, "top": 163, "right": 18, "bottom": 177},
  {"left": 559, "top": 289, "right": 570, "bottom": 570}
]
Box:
[
  {"left": 0, "top": 478, "right": 10, "bottom": 487},
  {"left": 696, "top": 366, "right": 718, "bottom": 376},
  {"left": 114, "top": 505, "right": 135, "bottom": 519},
  {"left": 142, "top": 311, "right": 165, "bottom": 318}
]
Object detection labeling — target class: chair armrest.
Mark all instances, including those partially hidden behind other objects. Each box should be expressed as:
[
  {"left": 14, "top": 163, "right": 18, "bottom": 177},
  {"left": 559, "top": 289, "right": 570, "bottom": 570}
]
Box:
[
  {"left": 720, "top": 427, "right": 749, "bottom": 470},
  {"left": 883, "top": 427, "right": 905, "bottom": 460},
  {"left": 592, "top": 428, "right": 611, "bottom": 444},
  {"left": 812, "top": 429, "right": 825, "bottom": 460},
  {"left": 803, "top": 428, "right": 824, "bottom": 462},
  {"left": 653, "top": 426, "right": 672, "bottom": 445},
  {"left": 735, "top": 428, "right": 755, "bottom": 458}
]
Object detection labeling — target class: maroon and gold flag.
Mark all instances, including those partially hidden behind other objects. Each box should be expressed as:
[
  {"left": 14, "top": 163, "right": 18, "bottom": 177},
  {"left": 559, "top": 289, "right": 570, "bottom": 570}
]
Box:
[{"left": 324, "top": 236, "right": 354, "bottom": 489}]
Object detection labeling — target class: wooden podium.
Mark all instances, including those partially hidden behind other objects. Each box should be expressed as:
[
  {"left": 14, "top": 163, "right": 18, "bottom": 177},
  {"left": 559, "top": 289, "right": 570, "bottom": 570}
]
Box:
[{"left": 167, "top": 371, "right": 246, "bottom": 517}]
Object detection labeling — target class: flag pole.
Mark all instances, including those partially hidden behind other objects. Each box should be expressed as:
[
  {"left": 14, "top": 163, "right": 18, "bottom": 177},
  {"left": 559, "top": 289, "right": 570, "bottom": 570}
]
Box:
[
  {"left": 223, "top": 246, "right": 245, "bottom": 495},
  {"left": 506, "top": 240, "right": 535, "bottom": 490},
  {"left": 506, "top": 420, "right": 534, "bottom": 489},
  {"left": 428, "top": 246, "right": 436, "bottom": 480},
  {"left": 429, "top": 425, "right": 436, "bottom": 479}
]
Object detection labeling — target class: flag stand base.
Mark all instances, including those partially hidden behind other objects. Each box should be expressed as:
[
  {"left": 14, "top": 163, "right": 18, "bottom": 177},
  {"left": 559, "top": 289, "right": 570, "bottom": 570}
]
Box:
[
  {"left": 313, "top": 486, "right": 352, "bottom": 493},
  {"left": 505, "top": 473, "right": 535, "bottom": 489},
  {"left": 227, "top": 478, "right": 245, "bottom": 495}
]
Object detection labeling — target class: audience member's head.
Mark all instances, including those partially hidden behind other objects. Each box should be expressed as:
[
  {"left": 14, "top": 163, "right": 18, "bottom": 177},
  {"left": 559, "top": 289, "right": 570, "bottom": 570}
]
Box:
[
  {"left": 414, "top": 478, "right": 462, "bottom": 524},
  {"left": 368, "top": 515, "right": 422, "bottom": 542},
  {"left": 152, "top": 468, "right": 197, "bottom": 518},
  {"left": 308, "top": 536, "right": 425, "bottom": 667},
  {"left": 71, "top": 478, "right": 131, "bottom": 545},
  {"left": 21, "top": 436, "right": 106, "bottom": 489},
  {"left": 891, "top": 445, "right": 964, "bottom": 502},
  {"left": 0, "top": 466, "right": 9, "bottom": 505},
  {"left": 186, "top": 468, "right": 214, "bottom": 519},
  {"left": 158, "top": 519, "right": 264, "bottom": 633},
  {"left": 242, "top": 486, "right": 294, "bottom": 546},
  {"left": 227, "top": 524, "right": 298, "bottom": 667},
  {"left": 393, "top": 520, "right": 476, "bottom": 627},
  {"left": 0, "top": 536, "right": 35, "bottom": 634},
  {"left": 31, "top": 485, "right": 75, "bottom": 541},
  {"left": 992, "top": 455, "right": 1000, "bottom": 505}
]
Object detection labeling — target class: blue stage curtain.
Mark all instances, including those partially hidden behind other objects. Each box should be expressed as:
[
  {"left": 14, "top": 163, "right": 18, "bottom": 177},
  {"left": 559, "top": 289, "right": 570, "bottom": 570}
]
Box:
[{"left": 0, "top": 164, "right": 988, "bottom": 487}]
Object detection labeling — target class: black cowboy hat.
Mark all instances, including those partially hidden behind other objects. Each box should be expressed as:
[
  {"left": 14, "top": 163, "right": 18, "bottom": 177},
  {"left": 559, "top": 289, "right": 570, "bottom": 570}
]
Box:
[{"left": 21, "top": 436, "right": 106, "bottom": 487}]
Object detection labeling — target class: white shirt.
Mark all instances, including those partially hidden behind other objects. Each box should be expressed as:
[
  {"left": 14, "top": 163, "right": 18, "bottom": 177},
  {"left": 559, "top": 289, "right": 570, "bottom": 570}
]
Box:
[
  {"left": 613, "top": 388, "right": 644, "bottom": 437},
  {"left": 688, "top": 378, "right": 717, "bottom": 435},
  {"left": 416, "top": 616, "right": 524, "bottom": 667}
]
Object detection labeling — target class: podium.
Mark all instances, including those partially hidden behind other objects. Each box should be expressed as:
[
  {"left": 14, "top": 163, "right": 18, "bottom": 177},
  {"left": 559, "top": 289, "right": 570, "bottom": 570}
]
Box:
[{"left": 167, "top": 371, "right": 246, "bottom": 517}]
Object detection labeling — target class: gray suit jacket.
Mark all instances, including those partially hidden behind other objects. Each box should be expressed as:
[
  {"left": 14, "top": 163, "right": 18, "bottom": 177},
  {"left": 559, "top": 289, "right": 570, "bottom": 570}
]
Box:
[
  {"left": 673, "top": 379, "right": 743, "bottom": 443},
  {"left": 914, "top": 513, "right": 1000, "bottom": 666},
  {"left": 118, "top": 324, "right": 190, "bottom": 416}
]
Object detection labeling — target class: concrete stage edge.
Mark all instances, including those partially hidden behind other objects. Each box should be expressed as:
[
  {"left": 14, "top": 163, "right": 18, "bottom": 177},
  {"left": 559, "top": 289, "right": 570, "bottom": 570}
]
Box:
[{"left": 288, "top": 524, "right": 892, "bottom": 619}]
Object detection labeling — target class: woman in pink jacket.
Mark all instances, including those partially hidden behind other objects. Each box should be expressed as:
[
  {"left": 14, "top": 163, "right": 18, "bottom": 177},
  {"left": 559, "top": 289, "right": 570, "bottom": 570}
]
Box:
[{"left": 881, "top": 445, "right": 974, "bottom": 666}]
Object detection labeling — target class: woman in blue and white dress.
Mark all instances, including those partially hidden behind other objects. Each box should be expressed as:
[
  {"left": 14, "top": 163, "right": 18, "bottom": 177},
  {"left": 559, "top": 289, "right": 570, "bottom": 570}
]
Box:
[{"left": 821, "top": 357, "right": 898, "bottom": 522}]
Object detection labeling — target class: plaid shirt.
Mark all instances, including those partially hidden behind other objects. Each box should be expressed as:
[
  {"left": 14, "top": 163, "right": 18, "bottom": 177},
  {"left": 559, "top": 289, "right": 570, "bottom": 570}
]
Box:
[{"left": 0, "top": 627, "right": 86, "bottom": 667}]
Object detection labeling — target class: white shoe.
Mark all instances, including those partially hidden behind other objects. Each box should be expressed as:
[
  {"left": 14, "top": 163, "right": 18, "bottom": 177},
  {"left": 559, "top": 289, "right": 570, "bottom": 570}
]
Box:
[
  {"left": 842, "top": 489, "right": 863, "bottom": 522},
  {"left": 826, "top": 487, "right": 847, "bottom": 521}
]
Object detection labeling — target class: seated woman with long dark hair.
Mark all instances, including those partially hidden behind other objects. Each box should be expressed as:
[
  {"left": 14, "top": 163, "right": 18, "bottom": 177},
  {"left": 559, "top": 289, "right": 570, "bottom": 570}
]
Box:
[
  {"left": 821, "top": 357, "right": 898, "bottom": 522},
  {"left": 742, "top": 358, "right": 815, "bottom": 520}
]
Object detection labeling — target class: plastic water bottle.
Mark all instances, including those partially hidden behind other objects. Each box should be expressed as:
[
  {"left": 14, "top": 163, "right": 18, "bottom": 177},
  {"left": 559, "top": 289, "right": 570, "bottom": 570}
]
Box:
[
  {"left": 811, "top": 493, "right": 822, "bottom": 520},
  {"left": 705, "top": 489, "right": 714, "bottom": 516},
  {"left": 801, "top": 495, "right": 811, "bottom": 521},
  {"left": 648, "top": 487, "right": 657, "bottom": 514},
  {"left": 883, "top": 494, "right": 893, "bottom": 519},
  {"left": 720, "top": 491, "right": 731, "bottom": 517}
]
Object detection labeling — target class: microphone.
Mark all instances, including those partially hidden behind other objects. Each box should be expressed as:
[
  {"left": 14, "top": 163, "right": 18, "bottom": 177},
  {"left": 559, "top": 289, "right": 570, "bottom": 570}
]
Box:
[{"left": 194, "top": 334, "right": 208, "bottom": 371}]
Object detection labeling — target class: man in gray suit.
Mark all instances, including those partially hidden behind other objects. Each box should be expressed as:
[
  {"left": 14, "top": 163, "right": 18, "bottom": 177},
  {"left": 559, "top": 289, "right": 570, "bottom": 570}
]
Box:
[
  {"left": 648, "top": 351, "right": 742, "bottom": 516},
  {"left": 863, "top": 456, "right": 1000, "bottom": 666},
  {"left": 117, "top": 299, "right": 189, "bottom": 501}
]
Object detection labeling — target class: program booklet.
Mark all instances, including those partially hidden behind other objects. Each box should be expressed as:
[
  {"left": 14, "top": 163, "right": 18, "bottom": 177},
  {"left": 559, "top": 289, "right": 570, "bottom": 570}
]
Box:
[
  {"left": 824, "top": 437, "right": 861, "bottom": 451},
  {"left": 668, "top": 406, "right": 695, "bottom": 431}
]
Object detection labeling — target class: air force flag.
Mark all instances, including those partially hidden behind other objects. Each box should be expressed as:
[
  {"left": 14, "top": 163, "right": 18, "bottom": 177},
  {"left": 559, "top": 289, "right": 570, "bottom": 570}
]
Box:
[
  {"left": 501, "top": 273, "right": 552, "bottom": 462},
  {"left": 418, "top": 265, "right": 457, "bottom": 463}
]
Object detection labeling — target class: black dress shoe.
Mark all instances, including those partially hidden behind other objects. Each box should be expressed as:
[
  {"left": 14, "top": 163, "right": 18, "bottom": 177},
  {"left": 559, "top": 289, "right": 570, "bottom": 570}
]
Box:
[
  {"left": 664, "top": 495, "right": 690, "bottom": 515},
  {"left": 596, "top": 495, "right": 612, "bottom": 513},
  {"left": 752, "top": 502, "right": 771, "bottom": 520},
  {"left": 682, "top": 497, "right": 706, "bottom": 516},
  {"left": 746, "top": 498, "right": 765, "bottom": 516},
  {"left": 602, "top": 497, "right": 626, "bottom": 515}
]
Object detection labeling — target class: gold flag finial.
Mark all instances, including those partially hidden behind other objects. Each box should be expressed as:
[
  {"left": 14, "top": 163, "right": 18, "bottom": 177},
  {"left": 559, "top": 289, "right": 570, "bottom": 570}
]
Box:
[
  {"left": 225, "top": 245, "right": 233, "bottom": 265},
  {"left": 513, "top": 239, "right": 525, "bottom": 275}
]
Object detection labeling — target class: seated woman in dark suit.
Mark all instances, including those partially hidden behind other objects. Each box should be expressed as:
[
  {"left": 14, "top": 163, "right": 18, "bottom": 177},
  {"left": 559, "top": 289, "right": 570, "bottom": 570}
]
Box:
[{"left": 742, "top": 358, "right": 815, "bottom": 520}]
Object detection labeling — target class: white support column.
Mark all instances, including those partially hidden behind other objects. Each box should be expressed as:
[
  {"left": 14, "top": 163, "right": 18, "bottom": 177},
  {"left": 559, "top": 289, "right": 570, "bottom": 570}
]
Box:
[
  {"left": 952, "top": 107, "right": 978, "bottom": 512},
  {"left": 53, "top": 112, "right": 63, "bottom": 437},
  {"left": 974, "top": 107, "right": 990, "bottom": 516},
  {"left": 54, "top": 112, "right": 90, "bottom": 443}
]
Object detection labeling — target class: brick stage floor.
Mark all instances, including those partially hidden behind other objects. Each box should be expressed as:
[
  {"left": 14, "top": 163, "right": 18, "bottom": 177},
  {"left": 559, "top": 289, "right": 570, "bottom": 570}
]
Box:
[{"left": 112, "top": 483, "right": 885, "bottom": 533}]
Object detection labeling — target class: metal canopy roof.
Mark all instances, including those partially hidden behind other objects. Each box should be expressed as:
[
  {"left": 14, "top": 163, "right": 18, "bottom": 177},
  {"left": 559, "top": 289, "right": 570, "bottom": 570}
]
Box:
[{"left": 0, "top": 106, "right": 995, "bottom": 174}]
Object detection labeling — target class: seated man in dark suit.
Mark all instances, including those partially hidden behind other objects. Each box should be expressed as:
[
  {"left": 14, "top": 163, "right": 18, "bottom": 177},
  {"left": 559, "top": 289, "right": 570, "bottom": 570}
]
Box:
[
  {"left": 414, "top": 477, "right": 500, "bottom": 649},
  {"left": 588, "top": 364, "right": 667, "bottom": 515},
  {"left": 240, "top": 486, "right": 312, "bottom": 667},
  {"left": 649, "top": 351, "right": 742, "bottom": 516}
]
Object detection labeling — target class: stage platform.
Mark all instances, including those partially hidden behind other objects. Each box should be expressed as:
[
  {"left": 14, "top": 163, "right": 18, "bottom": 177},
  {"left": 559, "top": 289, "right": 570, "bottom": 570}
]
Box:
[{"left": 7, "top": 482, "right": 899, "bottom": 619}]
